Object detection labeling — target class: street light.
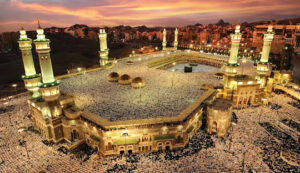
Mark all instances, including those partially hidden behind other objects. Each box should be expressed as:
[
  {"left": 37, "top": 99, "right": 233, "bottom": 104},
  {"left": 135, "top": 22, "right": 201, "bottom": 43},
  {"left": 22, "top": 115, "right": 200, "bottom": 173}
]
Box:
[
  {"left": 122, "top": 132, "right": 129, "bottom": 145},
  {"left": 260, "top": 98, "right": 267, "bottom": 123},
  {"left": 171, "top": 62, "right": 176, "bottom": 87},
  {"left": 241, "top": 58, "right": 247, "bottom": 75},
  {"left": 8, "top": 112, "right": 13, "bottom": 126},
  {"left": 138, "top": 82, "right": 142, "bottom": 103},
  {"left": 18, "top": 127, "right": 30, "bottom": 159},
  {"left": 12, "top": 83, "right": 18, "bottom": 95}
]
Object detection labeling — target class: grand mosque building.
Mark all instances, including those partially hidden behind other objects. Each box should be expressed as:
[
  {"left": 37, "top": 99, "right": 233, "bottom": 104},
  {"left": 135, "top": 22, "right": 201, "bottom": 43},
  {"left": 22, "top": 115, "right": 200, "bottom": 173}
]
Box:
[{"left": 17, "top": 21, "right": 293, "bottom": 156}]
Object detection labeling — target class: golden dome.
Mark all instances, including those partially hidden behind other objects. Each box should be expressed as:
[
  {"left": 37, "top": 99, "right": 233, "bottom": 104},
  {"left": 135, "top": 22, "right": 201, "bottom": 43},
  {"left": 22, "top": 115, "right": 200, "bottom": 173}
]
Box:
[
  {"left": 118, "top": 74, "right": 131, "bottom": 85},
  {"left": 131, "top": 77, "right": 146, "bottom": 88},
  {"left": 107, "top": 72, "right": 119, "bottom": 82}
]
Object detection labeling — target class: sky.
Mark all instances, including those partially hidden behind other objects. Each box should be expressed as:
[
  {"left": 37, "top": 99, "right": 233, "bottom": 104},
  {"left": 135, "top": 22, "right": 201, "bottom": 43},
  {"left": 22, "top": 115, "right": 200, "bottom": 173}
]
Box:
[{"left": 0, "top": 0, "right": 300, "bottom": 32}]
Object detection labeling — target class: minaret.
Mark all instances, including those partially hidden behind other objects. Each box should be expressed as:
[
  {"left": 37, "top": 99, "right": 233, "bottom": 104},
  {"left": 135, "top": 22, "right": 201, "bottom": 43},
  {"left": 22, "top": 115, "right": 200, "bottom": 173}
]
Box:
[
  {"left": 224, "top": 24, "right": 242, "bottom": 89},
  {"left": 257, "top": 25, "right": 274, "bottom": 87},
  {"left": 260, "top": 25, "right": 274, "bottom": 63},
  {"left": 228, "top": 24, "right": 241, "bottom": 65},
  {"left": 34, "top": 20, "right": 61, "bottom": 104},
  {"left": 162, "top": 28, "right": 167, "bottom": 51},
  {"left": 18, "top": 25, "right": 41, "bottom": 98},
  {"left": 173, "top": 28, "right": 178, "bottom": 50},
  {"left": 98, "top": 28, "right": 109, "bottom": 66}
]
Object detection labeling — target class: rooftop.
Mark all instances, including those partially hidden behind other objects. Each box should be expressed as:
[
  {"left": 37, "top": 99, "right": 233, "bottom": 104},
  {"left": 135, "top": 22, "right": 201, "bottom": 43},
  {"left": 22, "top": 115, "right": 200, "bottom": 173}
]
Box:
[
  {"left": 208, "top": 98, "right": 232, "bottom": 111},
  {"left": 60, "top": 52, "right": 222, "bottom": 121}
]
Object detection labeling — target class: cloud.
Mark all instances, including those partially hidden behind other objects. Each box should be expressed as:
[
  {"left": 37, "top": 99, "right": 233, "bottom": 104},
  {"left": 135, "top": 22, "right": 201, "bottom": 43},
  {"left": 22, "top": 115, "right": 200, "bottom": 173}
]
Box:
[{"left": 0, "top": 0, "right": 299, "bottom": 32}]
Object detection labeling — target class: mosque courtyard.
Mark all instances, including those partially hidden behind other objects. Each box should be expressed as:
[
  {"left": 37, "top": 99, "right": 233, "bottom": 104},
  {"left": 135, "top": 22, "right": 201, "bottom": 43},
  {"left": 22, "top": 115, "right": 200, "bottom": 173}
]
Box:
[{"left": 59, "top": 52, "right": 222, "bottom": 121}]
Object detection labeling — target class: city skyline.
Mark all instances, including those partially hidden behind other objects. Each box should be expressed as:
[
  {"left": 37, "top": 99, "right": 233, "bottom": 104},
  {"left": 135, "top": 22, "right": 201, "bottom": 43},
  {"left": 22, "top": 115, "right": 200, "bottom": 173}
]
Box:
[{"left": 1, "top": 0, "right": 300, "bottom": 32}]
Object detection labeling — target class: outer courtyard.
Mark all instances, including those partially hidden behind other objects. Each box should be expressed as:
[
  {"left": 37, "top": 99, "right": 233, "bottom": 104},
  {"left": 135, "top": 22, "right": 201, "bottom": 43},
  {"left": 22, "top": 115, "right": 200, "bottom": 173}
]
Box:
[{"left": 0, "top": 92, "right": 299, "bottom": 172}]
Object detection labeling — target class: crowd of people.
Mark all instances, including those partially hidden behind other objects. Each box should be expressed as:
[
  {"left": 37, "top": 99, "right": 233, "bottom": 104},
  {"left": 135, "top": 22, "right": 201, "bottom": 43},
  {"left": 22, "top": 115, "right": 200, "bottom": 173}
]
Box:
[
  {"left": 281, "top": 119, "right": 300, "bottom": 132},
  {"left": 0, "top": 92, "right": 299, "bottom": 172},
  {"left": 0, "top": 51, "right": 299, "bottom": 172},
  {"left": 60, "top": 53, "right": 222, "bottom": 121}
]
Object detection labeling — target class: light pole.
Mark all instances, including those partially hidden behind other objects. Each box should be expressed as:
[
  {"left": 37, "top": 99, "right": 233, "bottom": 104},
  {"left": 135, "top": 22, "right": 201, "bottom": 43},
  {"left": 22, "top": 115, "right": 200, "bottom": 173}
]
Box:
[
  {"left": 122, "top": 132, "right": 129, "bottom": 154},
  {"left": 171, "top": 62, "right": 176, "bottom": 87},
  {"left": 260, "top": 98, "right": 267, "bottom": 123},
  {"left": 139, "top": 82, "right": 142, "bottom": 103},
  {"left": 18, "top": 128, "right": 30, "bottom": 160},
  {"left": 229, "top": 121, "right": 236, "bottom": 151},
  {"left": 8, "top": 112, "right": 13, "bottom": 127},
  {"left": 241, "top": 58, "right": 246, "bottom": 75}
]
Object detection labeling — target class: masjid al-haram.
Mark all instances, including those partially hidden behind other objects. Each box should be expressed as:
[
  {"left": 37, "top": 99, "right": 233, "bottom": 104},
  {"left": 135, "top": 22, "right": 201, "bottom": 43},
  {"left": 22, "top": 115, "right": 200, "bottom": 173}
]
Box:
[
  {"left": 60, "top": 53, "right": 219, "bottom": 121},
  {"left": 0, "top": 21, "right": 299, "bottom": 172}
]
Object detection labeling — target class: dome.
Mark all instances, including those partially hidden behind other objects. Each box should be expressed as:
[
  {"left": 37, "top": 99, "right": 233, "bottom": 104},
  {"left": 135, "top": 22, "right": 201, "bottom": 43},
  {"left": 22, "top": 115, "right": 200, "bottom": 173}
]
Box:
[
  {"left": 126, "top": 61, "right": 134, "bottom": 65},
  {"left": 131, "top": 77, "right": 146, "bottom": 88},
  {"left": 107, "top": 72, "right": 119, "bottom": 82},
  {"left": 63, "top": 106, "right": 81, "bottom": 120},
  {"left": 118, "top": 74, "right": 131, "bottom": 85},
  {"left": 215, "top": 72, "right": 224, "bottom": 76},
  {"left": 214, "top": 73, "right": 224, "bottom": 79}
]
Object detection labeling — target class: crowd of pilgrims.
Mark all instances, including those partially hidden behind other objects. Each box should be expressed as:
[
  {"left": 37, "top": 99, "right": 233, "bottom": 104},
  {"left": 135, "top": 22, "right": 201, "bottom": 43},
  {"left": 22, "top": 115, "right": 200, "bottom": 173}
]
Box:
[
  {"left": 60, "top": 54, "right": 221, "bottom": 121},
  {"left": 0, "top": 92, "right": 299, "bottom": 172}
]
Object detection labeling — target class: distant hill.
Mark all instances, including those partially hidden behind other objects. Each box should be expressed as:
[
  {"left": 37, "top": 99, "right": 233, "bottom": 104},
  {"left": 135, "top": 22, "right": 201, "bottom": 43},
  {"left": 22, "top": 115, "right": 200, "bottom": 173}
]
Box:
[
  {"left": 216, "top": 19, "right": 230, "bottom": 26},
  {"left": 248, "top": 17, "right": 300, "bottom": 26}
]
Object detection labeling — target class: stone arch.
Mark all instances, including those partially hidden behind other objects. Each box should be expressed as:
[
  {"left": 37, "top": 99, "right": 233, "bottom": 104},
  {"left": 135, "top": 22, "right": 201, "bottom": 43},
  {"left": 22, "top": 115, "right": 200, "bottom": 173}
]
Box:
[
  {"left": 71, "top": 129, "right": 79, "bottom": 142},
  {"left": 107, "top": 142, "right": 113, "bottom": 150},
  {"left": 176, "top": 135, "right": 184, "bottom": 143}
]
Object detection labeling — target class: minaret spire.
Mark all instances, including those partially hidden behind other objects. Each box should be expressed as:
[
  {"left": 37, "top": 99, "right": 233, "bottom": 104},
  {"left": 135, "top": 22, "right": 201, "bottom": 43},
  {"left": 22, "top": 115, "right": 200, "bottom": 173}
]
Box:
[
  {"left": 20, "top": 23, "right": 24, "bottom": 30},
  {"left": 37, "top": 18, "right": 42, "bottom": 29}
]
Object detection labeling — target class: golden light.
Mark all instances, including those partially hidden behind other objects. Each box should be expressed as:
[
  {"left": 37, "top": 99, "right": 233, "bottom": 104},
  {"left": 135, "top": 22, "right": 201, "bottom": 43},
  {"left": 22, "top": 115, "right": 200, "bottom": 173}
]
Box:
[
  {"left": 162, "top": 126, "right": 168, "bottom": 132},
  {"left": 12, "top": 83, "right": 18, "bottom": 88},
  {"left": 177, "top": 125, "right": 183, "bottom": 131}
]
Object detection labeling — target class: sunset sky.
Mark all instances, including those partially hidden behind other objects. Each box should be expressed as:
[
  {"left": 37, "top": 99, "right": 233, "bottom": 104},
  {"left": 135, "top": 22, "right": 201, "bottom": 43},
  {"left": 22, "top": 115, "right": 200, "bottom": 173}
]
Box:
[{"left": 0, "top": 0, "right": 300, "bottom": 32}]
